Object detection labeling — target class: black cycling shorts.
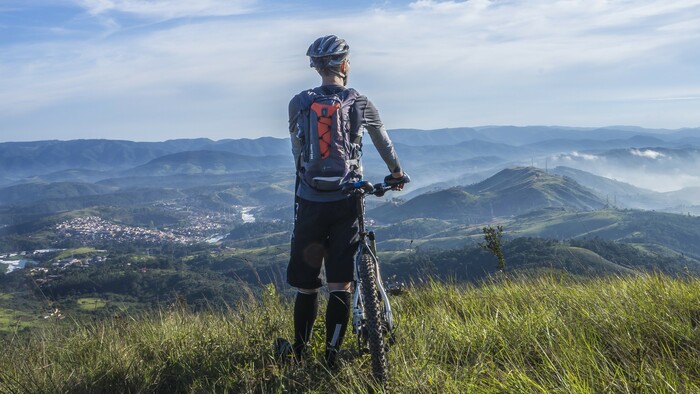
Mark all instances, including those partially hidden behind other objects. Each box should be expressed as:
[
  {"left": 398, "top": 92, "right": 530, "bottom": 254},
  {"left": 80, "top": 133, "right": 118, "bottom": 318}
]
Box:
[{"left": 287, "top": 197, "right": 360, "bottom": 289}]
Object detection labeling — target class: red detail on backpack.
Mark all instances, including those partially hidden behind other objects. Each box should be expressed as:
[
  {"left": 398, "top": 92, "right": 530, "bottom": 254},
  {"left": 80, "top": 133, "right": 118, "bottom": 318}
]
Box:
[
  {"left": 296, "top": 88, "right": 360, "bottom": 191},
  {"left": 311, "top": 102, "right": 340, "bottom": 159}
]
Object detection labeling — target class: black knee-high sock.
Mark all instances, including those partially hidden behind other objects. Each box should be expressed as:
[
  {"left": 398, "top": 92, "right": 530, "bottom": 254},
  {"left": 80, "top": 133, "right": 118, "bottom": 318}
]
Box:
[
  {"left": 325, "top": 290, "right": 351, "bottom": 350},
  {"left": 293, "top": 292, "right": 318, "bottom": 358}
]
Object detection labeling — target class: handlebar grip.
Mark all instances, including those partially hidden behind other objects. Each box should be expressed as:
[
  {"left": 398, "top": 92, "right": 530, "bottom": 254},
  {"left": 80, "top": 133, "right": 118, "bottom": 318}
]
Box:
[
  {"left": 342, "top": 176, "right": 409, "bottom": 196},
  {"left": 384, "top": 173, "right": 411, "bottom": 188},
  {"left": 373, "top": 183, "right": 386, "bottom": 197},
  {"left": 360, "top": 180, "right": 375, "bottom": 193}
]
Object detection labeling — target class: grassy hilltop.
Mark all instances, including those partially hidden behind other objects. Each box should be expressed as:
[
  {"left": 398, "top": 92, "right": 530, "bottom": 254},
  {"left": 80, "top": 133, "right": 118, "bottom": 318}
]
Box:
[{"left": 1, "top": 274, "right": 698, "bottom": 393}]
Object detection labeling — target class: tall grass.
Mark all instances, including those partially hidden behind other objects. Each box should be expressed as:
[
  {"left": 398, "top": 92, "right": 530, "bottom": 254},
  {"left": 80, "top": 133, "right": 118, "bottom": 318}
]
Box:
[{"left": 1, "top": 274, "right": 698, "bottom": 393}]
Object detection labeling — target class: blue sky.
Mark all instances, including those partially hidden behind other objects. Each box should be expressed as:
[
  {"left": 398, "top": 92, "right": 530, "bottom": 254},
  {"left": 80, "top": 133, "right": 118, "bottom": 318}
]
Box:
[{"left": 1, "top": 0, "right": 700, "bottom": 142}]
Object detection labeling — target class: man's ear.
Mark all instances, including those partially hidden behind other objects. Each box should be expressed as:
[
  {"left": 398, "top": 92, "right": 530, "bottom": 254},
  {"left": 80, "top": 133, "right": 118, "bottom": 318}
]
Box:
[{"left": 341, "top": 60, "right": 347, "bottom": 74}]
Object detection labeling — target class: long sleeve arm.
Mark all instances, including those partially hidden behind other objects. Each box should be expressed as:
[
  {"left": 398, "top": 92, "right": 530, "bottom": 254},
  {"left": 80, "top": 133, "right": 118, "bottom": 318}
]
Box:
[
  {"left": 289, "top": 97, "right": 303, "bottom": 171},
  {"left": 354, "top": 97, "right": 402, "bottom": 174}
]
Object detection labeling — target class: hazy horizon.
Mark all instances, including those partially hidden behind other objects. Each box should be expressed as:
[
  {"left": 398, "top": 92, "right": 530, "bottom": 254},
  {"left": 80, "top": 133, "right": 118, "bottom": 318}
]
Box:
[{"left": 0, "top": 124, "right": 697, "bottom": 144}]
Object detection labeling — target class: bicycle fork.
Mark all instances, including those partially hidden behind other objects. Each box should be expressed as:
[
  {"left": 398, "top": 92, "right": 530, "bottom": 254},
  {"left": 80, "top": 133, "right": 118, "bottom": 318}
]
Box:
[{"left": 352, "top": 232, "right": 396, "bottom": 350}]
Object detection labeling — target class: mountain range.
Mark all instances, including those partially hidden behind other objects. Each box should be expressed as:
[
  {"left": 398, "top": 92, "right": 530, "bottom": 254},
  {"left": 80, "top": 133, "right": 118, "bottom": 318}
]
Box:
[
  {"left": 3, "top": 125, "right": 700, "bottom": 185},
  {"left": 3, "top": 126, "right": 700, "bottom": 253},
  {"left": 2, "top": 126, "right": 700, "bottom": 212},
  {"left": 0, "top": 138, "right": 291, "bottom": 181}
]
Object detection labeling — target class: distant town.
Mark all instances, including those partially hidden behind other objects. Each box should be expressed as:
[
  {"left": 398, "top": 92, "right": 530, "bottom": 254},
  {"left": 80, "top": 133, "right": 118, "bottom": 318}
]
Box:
[
  {"left": 53, "top": 207, "right": 253, "bottom": 246},
  {"left": 0, "top": 203, "right": 260, "bottom": 277},
  {"left": 56, "top": 216, "right": 201, "bottom": 245}
]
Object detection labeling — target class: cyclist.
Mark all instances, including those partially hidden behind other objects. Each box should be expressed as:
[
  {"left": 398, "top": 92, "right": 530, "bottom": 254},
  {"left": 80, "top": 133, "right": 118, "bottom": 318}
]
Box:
[{"left": 277, "top": 34, "right": 407, "bottom": 369}]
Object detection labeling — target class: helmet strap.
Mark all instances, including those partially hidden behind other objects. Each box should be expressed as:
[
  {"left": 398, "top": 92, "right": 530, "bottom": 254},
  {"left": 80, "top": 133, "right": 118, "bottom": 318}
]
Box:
[
  {"left": 328, "top": 68, "right": 346, "bottom": 80},
  {"left": 340, "top": 60, "right": 349, "bottom": 85}
]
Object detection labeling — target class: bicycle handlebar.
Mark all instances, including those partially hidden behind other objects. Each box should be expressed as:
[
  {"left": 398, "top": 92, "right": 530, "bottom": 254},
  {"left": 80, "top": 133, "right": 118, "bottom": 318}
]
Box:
[{"left": 342, "top": 174, "right": 411, "bottom": 197}]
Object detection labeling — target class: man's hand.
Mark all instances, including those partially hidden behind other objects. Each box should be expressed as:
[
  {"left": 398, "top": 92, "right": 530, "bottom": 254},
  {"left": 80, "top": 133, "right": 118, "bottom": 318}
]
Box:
[{"left": 384, "top": 172, "right": 410, "bottom": 191}]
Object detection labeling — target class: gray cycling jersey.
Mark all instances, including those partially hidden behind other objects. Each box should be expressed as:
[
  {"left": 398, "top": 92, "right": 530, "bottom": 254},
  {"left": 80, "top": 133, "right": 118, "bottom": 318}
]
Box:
[{"left": 289, "top": 84, "right": 401, "bottom": 202}]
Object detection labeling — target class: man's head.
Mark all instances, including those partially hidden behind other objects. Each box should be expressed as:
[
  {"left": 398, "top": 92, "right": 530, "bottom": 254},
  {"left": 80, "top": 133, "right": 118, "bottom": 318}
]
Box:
[{"left": 307, "top": 35, "right": 350, "bottom": 85}]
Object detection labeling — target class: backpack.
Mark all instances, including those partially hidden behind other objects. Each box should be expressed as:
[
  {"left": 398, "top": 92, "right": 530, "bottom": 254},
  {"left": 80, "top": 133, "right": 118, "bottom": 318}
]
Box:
[{"left": 296, "top": 88, "right": 361, "bottom": 191}]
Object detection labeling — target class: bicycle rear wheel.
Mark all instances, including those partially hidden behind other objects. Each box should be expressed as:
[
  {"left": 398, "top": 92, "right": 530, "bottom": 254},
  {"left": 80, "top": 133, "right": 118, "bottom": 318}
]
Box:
[{"left": 358, "top": 251, "right": 388, "bottom": 386}]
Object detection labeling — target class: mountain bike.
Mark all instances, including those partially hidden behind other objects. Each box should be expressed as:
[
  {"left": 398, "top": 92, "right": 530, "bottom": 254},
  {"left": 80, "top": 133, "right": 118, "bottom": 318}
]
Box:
[{"left": 341, "top": 176, "right": 409, "bottom": 386}]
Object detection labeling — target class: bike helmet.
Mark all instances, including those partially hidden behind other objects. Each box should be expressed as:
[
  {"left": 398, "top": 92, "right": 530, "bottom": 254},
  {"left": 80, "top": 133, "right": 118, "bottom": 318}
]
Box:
[{"left": 306, "top": 35, "right": 349, "bottom": 70}]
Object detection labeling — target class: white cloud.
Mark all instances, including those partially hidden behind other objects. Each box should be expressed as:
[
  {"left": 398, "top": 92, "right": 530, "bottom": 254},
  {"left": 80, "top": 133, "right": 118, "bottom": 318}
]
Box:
[
  {"left": 572, "top": 152, "right": 599, "bottom": 161},
  {"left": 2, "top": 0, "right": 700, "bottom": 141},
  {"left": 650, "top": 96, "right": 700, "bottom": 101},
  {"left": 603, "top": 170, "right": 700, "bottom": 192},
  {"left": 399, "top": 0, "right": 700, "bottom": 70},
  {"left": 75, "top": 0, "right": 257, "bottom": 19},
  {"left": 550, "top": 152, "right": 600, "bottom": 163},
  {"left": 409, "top": 0, "right": 491, "bottom": 12},
  {"left": 558, "top": 152, "right": 599, "bottom": 161},
  {"left": 630, "top": 148, "right": 666, "bottom": 159}
]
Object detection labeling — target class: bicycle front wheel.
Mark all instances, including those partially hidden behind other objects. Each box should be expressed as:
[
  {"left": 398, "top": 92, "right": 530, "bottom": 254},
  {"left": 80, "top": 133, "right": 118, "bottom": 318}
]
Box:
[{"left": 358, "top": 251, "right": 388, "bottom": 386}]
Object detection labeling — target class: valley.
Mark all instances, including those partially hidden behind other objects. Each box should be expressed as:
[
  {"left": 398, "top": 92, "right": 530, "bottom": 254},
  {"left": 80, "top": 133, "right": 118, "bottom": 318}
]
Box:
[{"left": 2, "top": 125, "right": 700, "bottom": 334}]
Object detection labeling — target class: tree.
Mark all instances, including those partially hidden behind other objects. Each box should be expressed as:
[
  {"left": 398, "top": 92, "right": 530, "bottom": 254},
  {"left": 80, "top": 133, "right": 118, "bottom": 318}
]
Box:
[{"left": 480, "top": 225, "right": 506, "bottom": 272}]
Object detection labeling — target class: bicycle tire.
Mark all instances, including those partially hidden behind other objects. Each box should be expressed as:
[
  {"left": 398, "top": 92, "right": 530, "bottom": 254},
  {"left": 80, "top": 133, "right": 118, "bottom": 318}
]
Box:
[{"left": 358, "top": 251, "right": 388, "bottom": 385}]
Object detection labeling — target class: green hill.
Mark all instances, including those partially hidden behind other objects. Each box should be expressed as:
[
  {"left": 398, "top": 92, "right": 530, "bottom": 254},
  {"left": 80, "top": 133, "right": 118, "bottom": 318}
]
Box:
[
  {"left": 24, "top": 168, "right": 114, "bottom": 184},
  {"left": 509, "top": 208, "right": 700, "bottom": 257},
  {"left": 371, "top": 167, "right": 606, "bottom": 223},
  {"left": 372, "top": 206, "right": 700, "bottom": 260},
  {"left": 380, "top": 236, "right": 700, "bottom": 281},
  {"left": 551, "top": 166, "right": 653, "bottom": 197},
  {"left": 0, "top": 182, "right": 118, "bottom": 206},
  {"left": 1, "top": 275, "right": 697, "bottom": 393},
  {"left": 549, "top": 166, "right": 686, "bottom": 209},
  {"left": 123, "top": 150, "right": 289, "bottom": 177},
  {"left": 463, "top": 166, "right": 605, "bottom": 212}
]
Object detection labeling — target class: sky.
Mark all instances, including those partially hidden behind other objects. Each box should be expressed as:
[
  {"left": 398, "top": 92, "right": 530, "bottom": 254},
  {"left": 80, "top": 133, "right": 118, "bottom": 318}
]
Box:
[{"left": 1, "top": 0, "right": 700, "bottom": 142}]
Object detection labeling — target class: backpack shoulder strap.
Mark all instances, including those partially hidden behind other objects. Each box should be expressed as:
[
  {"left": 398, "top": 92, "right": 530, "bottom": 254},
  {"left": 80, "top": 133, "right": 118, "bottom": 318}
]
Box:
[
  {"left": 298, "top": 89, "right": 317, "bottom": 108},
  {"left": 344, "top": 87, "right": 360, "bottom": 98},
  {"left": 337, "top": 88, "right": 359, "bottom": 103}
]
